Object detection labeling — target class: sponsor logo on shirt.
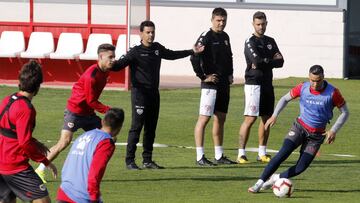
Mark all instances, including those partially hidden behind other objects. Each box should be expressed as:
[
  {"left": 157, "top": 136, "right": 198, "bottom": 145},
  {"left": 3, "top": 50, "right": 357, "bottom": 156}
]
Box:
[
  {"left": 140, "top": 53, "right": 149, "bottom": 56},
  {"left": 305, "top": 99, "right": 324, "bottom": 105},
  {"left": 67, "top": 122, "right": 74, "bottom": 129}
]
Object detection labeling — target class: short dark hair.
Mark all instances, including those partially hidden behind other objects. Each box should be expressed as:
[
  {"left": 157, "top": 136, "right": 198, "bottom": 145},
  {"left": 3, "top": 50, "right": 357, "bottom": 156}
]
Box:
[
  {"left": 253, "top": 11, "right": 267, "bottom": 21},
  {"left": 309, "top": 65, "right": 324, "bottom": 75},
  {"left": 18, "top": 60, "right": 43, "bottom": 93},
  {"left": 103, "top": 108, "right": 125, "bottom": 130},
  {"left": 140, "top": 20, "right": 155, "bottom": 32},
  {"left": 212, "top": 7, "right": 227, "bottom": 18},
  {"left": 97, "top": 43, "right": 115, "bottom": 54}
]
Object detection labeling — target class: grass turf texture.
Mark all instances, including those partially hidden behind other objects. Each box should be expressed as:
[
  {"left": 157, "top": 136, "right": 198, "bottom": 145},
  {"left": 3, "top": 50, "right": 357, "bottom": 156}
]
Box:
[{"left": 1, "top": 77, "right": 359, "bottom": 202}]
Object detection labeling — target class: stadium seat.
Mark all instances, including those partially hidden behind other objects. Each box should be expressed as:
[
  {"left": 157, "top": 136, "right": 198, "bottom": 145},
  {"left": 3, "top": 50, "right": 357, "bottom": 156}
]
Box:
[
  {"left": 130, "top": 34, "right": 141, "bottom": 47},
  {"left": 79, "top": 33, "right": 112, "bottom": 60},
  {"left": 0, "top": 31, "right": 25, "bottom": 57},
  {"left": 115, "top": 34, "right": 126, "bottom": 59},
  {"left": 20, "top": 32, "right": 54, "bottom": 58},
  {"left": 50, "top": 33, "right": 83, "bottom": 59},
  {"left": 115, "top": 34, "right": 141, "bottom": 59}
]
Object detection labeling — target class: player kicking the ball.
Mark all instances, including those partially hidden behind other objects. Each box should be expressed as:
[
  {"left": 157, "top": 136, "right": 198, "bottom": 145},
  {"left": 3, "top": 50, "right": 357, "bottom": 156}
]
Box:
[{"left": 248, "top": 65, "right": 349, "bottom": 193}]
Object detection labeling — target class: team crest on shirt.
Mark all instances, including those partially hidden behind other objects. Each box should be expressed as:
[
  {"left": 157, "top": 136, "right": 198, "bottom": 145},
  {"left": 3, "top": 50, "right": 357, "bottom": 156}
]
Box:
[
  {"left": 67, "top": 122, "right": 74, "bottom": 129},
  {"left": 39, "top": 184, "right": 47, "bottom": 191},
  {"left": 155, "top": 50, "right": 159, "bottom": 55},
  {"left": 288, "top": 131, "right": 295, "bottom": 136},
  {"left": 267, "top": 44, "right": 273, "bottom": 50},
  {"left": 224, "top": 40, "right": 229, "bottom": 46}
]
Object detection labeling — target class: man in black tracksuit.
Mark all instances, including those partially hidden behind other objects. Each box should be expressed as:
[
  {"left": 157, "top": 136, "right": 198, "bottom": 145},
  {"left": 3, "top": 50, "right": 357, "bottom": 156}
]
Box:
[
  {"left": 237, "top": 11, "right": 284, "bottom": 164},
  {"left": 112, "top": 20, "right": 203, "bottom": 170},
  {"left": 190, "top": 8, "right": 236, "bottom": 166}
]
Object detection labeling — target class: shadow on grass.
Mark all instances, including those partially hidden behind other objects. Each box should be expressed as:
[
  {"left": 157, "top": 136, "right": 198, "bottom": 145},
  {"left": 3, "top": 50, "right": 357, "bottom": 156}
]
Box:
[
  {"left": 296, "top": 189, "right": 360, "bottom": 193},
  {"left": 102, "top": 175, "right": 255, "bottom": 182}
]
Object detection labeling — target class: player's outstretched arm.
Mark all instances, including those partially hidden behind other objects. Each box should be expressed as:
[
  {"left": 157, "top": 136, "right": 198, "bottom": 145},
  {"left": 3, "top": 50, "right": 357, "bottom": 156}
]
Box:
[
  {"left": 265, "top": 92, "right": 293, "bottom": 130},
  {"left": 326, "top": 103, "right": 349, "bottom": 144}
]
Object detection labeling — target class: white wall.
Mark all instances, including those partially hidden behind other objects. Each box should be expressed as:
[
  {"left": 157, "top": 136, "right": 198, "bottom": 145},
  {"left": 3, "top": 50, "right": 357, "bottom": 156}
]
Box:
[{"left": 151, "top": 6, "right": 344, "bottom": 79}]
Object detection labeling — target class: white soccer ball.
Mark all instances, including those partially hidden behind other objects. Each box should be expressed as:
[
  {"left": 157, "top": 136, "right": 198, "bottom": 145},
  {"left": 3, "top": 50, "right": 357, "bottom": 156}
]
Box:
[{"left": 272, "top": 178, "right": 294, "bottom": 198}]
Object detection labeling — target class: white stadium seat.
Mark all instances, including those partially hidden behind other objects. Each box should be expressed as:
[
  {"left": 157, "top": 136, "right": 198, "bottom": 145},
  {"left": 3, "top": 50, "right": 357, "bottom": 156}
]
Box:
[
  {"left": 115, "top": 34, "right": 141, "bottom": 59},
  {"left": 79, "top": 33, "right": 112, "bottom": 60},
  {"left": 115, "top": 34, "right": 126, "bottom": 59},
  {"left": 20, "top": 32, "right": 54, "bottom": 58},
  {"left": 50, "top": 33, "right": 83, "bottom": 59},
  {"left": 0, "top": 31, "right": 25, "bottom": 57}
]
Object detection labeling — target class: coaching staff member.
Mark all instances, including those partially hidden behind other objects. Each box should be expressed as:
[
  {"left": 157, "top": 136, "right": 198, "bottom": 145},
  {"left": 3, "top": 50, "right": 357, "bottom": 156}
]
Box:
[
  {"left": 191, "top": 7, "right": 236, "bottom": 166},
  {"left": 112, "top": 20, "right": 204, "bottom": 170},
  {"left": 0, "top": 60, "right": 57, "bottom": 203},
  {"left": 237, "top": 11, "right": 284, "bottom": 164}
]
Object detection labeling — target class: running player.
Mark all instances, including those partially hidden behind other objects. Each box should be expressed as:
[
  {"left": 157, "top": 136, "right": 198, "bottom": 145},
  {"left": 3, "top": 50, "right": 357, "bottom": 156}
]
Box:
[
  {"left": 36, "top": 43, "right": 116, "bottom": 182},
  {"left": 0, "top": 60, "right": 57, "bottom": 203},
  {"left": 248, "top": 65, "right": 349, "bottom": 193},
  {"left": 191, "top": 7, "right": 236, "bottom": 166},
  {"left": 237, "top": 11, "right": 284, "bottom": 164},
  {"left": 57, "top": 108, "right": 124, "bottom": 202}
]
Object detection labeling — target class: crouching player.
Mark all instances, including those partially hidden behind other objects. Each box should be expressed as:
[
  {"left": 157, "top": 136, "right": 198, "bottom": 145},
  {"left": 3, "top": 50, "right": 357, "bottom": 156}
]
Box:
[
  {"left": 57, "top": 108, "right": 124, "bottom": 202},
  {"left": 248, "top": 65, "right": 349, "bottom": 193}
]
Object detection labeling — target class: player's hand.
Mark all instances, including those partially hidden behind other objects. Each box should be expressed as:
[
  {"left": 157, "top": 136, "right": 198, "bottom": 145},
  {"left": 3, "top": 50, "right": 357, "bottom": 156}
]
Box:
[
  {"left": 47, "top": 162, "right": 58, "bottom": 179},
  {"left": 265, "top": 116, "right": 277, "bottom": 130},
  {"left": 204, "top": 74, "right": 218, "bottom": 83},
  {"left": 273, "top": 53, "right": 283, "bottom": 59},
  {"left": 228, "top": 75, "right": 234, "bottom": 84},
  {"left": 193, "top": 45, "right": 204, "bottom": 54},
  {"left": 323, "top": 130, "right": 336, "bottom": 144}
]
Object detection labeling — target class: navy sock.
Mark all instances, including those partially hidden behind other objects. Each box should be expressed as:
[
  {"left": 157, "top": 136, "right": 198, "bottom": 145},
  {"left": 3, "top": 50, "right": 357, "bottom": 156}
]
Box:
[
  {"left": 260, "top": 139, "right": 297, "bottom": 181},
  {"left": 280, "top": 152, "right": 315, "bottom": 179}
]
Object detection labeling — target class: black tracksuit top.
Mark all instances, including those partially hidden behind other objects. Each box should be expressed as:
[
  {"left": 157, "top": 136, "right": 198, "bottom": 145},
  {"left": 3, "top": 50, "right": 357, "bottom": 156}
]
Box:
[
  {"left": 190, "top": 29, "right": 233, "bottom": 89},
  {"left": 112, "top": 42, "right": 194, "bottom": 89},
  {"left": 244, "top": 34, "right": 284, "bottom": 87}
]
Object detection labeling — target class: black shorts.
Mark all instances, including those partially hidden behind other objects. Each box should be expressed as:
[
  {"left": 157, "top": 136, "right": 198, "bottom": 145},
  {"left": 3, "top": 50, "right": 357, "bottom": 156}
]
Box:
[
  {"left": 259, "top": 87, "right": 275, "bottom": 116},
  {"left": 285, "top": 121, "right": 326, "bottom": 156},
  {"left": 0, "top": 167, "right": 48, "bottom": 202},
  {"left": 214, "top": 85, "right": 230, "bottom": 114},
  {"left": 63, "top": 109, "right": 102, "bottom": 132}
]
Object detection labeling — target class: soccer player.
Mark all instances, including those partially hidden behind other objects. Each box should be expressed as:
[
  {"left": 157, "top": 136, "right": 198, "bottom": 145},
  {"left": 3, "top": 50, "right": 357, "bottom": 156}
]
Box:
[
  {"left": 0, "top": 60, "right": 57, "bottom": 203},
  {"left": 237, "top": 11, "right": 284, "bottom": 164},
  {"left": 56, "top": 108, "right": 124, "bottom": 203},
  {"left": 248, "top": 65, "right": 349, "bottom": 193},
  {"left": 190, "top": 7, "right": 236, "bottom": 166},
  {"left": 112, "top": 20, "right": 204, "bottom": 170},
  {"left": 36, "top": 43, "right": 116, "bottom": 182}
]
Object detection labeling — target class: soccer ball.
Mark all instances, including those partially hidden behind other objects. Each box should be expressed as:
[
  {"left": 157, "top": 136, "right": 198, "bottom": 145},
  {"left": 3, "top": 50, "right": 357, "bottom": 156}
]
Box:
[{"left": 272, "top": 178, "right": 294, "bottom": 198}]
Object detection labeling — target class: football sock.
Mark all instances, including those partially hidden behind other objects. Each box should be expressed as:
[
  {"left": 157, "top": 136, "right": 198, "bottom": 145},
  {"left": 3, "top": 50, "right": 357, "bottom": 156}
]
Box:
[
  {"left": 238, "top": 148, "right": 246, "bottom": 157},
  {"left": 258, "top": 145, "right": 266, "bottom": 157},
  {"left": 260, "top": 139, "right": 296, "bottom": 181},
  {"left": 37, "top": 163, "right": 46, "bottom": 171},
  {"left": 196, "top": 147, "right": 204, "bottom": 161},
  {"left": 214, "top": 146, "right": 223, "bottom": 160}
]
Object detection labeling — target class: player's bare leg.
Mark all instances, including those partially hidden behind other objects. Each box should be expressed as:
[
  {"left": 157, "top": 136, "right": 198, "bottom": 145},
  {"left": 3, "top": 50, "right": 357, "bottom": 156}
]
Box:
[
  {"left": 257, "top": 115, "right": 271, "bottom": 163},
  {"left": 212, "top": 111, "right": 236, "bottom": 164},
  {"left": 36, "top": 130, "right": 73, "bottom": 183},
  {"left": 237, "top": 116, "right": 257, "bottom": 163},
  {"left": 194, "top": 115, "right": 213, "bottom": 166}
]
